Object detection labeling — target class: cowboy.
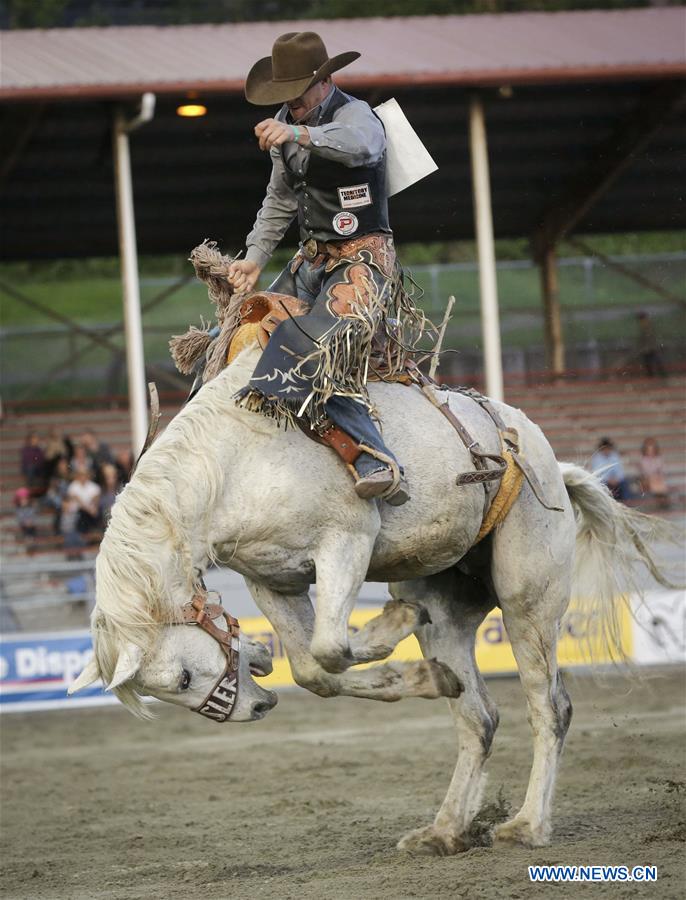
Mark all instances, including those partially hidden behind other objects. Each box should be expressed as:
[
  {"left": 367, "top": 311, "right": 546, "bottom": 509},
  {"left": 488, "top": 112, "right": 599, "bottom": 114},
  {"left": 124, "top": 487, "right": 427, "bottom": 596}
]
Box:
[{"left": 227, "top": 32, "right": 410, "bottom": 505}]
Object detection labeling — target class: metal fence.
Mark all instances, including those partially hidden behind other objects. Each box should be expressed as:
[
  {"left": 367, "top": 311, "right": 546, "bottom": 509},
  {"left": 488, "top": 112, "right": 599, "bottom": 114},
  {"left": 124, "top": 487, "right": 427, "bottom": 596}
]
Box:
[
  {"left": 0, "top": 559, "right": 95, "bottom": 633},
  {"left": 2, "top": 252, "right": 685, "bottom": 401}
]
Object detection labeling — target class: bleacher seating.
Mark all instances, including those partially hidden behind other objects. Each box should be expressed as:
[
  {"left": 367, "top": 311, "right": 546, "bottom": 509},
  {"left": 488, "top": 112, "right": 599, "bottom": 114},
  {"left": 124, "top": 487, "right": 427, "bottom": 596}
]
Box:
[
  {"left": 1, "top": 405, "right": 175, "bottom": 564},
  {"left": 1, "top": 376, "right": 684, "bottom": 564},
  {"left": 504, "top": 376, "right": 685, "bottom": 498}
]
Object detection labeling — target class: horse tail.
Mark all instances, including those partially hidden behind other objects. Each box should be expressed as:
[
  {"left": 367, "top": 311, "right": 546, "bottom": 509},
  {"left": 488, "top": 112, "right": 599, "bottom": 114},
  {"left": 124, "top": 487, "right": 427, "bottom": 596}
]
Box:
[{"left": 560, "top": 461, "right": 683, "bottom": 663}]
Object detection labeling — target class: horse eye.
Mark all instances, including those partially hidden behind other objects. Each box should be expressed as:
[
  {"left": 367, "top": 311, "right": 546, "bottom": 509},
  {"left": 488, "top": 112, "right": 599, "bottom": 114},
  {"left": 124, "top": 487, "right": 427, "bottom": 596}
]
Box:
[{"left": 180, "top": 669, "right": 191, "bottom": 690}]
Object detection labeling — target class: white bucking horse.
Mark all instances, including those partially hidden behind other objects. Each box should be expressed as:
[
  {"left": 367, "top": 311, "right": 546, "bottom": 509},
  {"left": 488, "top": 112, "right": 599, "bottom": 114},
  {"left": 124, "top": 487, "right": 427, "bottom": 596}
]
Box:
[{"left": 70, "top": 345, "right": 677, "bottom": 854}]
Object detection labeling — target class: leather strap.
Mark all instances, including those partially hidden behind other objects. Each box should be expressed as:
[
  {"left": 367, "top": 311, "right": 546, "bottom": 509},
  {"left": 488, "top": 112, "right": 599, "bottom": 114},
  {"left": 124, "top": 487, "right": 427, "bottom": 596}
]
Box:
[
  {"left": 178, "top": 591, "right": 241, "bottom": 723},
  {"left": 130, "top": 382, "right": 161, "bottom": 476},
  {"left": 295, "top": 417, "right": 362, "bottom": 466},
  {"left": 180, "top": 591, "right": 240, "bottom": 676},
  {"left": 456, "top": 389, "right": 564, "bottom": 512},
  {"left": 193, "top": 662, "right": 239, "bottom": 723},
  {"left": 407, "top": 364, "right": 508, "bottom": 485},
  {"left": 297, "top": 234, "right": 395, "bottom": 278},
  {"left": 318, "top": 424, "right": 363, "bottom": 465},
  {"left": 432, "top": 397, "right": 508, "bottom": 485},
  {"left": 406, "top": 365, "right": 562, "bottom": 511},
  {"left": 180, "top": 597, "right": 225, "bottom": 626}
]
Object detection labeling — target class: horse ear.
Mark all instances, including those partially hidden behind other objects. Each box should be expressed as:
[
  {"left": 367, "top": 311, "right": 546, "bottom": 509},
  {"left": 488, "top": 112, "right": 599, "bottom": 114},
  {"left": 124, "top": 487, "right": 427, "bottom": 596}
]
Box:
[
  {"left": 67, "top": 657, "right": 102, "bottom": 695},
  {"left": 106, "top": 643, "right": 143, "bottom": 691}
]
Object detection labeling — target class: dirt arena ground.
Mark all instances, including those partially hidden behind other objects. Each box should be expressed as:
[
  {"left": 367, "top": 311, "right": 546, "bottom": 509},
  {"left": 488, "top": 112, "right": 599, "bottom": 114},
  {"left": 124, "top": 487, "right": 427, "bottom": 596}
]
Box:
[{"left": 1, "top": 665, "right": 685, "bottom": 900}]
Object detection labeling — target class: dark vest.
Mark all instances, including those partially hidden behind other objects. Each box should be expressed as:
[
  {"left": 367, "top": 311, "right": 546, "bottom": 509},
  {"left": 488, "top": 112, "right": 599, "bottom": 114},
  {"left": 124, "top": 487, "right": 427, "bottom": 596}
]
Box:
[{"left": 278, "top": 89, "right": 391, "bottom": 244}]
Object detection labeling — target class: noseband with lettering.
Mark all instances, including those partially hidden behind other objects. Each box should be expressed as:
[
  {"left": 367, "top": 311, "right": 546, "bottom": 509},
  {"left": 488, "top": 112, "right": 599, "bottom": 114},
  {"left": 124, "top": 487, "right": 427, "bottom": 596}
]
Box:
[{"left": 180, "top": 591, "right": 240, "bottom": 722}]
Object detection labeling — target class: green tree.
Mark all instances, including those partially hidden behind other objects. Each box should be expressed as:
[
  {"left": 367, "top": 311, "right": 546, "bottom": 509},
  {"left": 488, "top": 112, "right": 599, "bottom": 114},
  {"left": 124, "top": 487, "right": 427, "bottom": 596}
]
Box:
[
  {"left": 7, "top": 0, "right": 69, "bottom": 28},
  {"left": 5, "top": 0, "right": 674, "bottom": 29}
]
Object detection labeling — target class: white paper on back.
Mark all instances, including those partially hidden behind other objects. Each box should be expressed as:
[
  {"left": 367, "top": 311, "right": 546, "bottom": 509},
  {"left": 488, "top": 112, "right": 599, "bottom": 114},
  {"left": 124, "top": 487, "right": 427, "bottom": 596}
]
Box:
[{"left": 373, "top": 98, "right": 438, "bottom": 197}]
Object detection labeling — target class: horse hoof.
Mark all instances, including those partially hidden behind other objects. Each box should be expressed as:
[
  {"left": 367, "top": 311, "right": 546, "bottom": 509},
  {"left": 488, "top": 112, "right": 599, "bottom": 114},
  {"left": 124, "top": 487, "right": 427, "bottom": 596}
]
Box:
[
  {"left": 397, "top": 824, "right": 468, "bottom": 856},
  {"left": 429, "top": 659, "right": 463, "bottom": 698},
  {"left": 382, "top": 599, "right": 431, "bottom": 630},
  {"left": 416, "top": 605, "right": 432, "bottom": 626},
  {"left": 493, "top": 817, "right": 550, "bottom": 848},
  {"left": 310, "top": 639, "right": 353, "bottom": 674},
  {"left": 410, "top": 659, "right": 463, "bottom": 699}
]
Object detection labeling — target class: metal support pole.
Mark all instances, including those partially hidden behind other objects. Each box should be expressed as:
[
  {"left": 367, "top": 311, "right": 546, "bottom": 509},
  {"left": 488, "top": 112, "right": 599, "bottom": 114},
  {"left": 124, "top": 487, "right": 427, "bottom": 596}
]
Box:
[
  {"left": 112, "top": 93, "right": 156, "bottom": 455},
  {"left": 540, "top": 246, "right": 565, "bottom": 376},
  {"left": 469, "top": 96, "right": 503, "bottom": 401}
]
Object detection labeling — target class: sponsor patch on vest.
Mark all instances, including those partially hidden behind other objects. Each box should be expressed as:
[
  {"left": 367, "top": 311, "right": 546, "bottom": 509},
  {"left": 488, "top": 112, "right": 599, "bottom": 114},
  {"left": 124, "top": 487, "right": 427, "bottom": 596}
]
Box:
[
  {"left": 332, "top": 212, "right": 359, "bottom": 236},
  {"left": 337, "top": 183, "right": 372, "bottom": 210}
]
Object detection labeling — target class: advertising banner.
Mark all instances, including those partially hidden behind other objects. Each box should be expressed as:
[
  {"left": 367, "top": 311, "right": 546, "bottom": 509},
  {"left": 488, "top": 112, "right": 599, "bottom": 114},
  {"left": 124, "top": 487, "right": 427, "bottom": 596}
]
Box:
[
  {"left": 631, "top": 590, "right": 685, "bottom": 665},
  {"left": 245, "top": 602, "right": 634, "bottom": 690},
  {"left": 4, "top": 591, "right": 681, "bottom": 713},
  {"left": 0, "top": 630, "right": 113, "bottom": 713}
]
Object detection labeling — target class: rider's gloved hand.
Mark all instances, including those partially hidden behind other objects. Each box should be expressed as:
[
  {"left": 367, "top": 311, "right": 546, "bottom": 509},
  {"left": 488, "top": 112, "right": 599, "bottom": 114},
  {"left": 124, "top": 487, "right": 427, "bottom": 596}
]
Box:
[{"left": 227, "top": 260, "right": 261, "bottom": 294}]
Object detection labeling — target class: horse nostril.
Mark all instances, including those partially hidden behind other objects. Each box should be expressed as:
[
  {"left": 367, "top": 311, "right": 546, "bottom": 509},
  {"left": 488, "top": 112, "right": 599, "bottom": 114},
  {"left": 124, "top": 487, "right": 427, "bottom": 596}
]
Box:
[{"left": 252, "top": 694, "right": 277, "bottom": 716}]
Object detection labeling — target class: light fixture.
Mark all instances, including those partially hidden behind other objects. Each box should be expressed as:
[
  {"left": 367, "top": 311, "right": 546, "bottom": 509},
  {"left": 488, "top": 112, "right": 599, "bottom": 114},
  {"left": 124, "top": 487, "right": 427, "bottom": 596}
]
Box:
[{"left": 176, "top": 103, "right": 207, "bottom": 117}]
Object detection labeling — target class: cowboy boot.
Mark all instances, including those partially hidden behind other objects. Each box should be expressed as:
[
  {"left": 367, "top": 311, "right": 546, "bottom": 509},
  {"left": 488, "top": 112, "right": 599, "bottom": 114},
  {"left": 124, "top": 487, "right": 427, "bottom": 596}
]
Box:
[{"left": 325, "top": 396, "right": 410, "bottom": 506}]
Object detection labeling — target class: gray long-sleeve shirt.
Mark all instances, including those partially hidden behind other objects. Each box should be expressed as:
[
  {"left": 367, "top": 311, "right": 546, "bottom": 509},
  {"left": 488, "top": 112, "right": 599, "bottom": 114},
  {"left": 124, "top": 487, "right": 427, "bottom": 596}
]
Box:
[{"left": 245, "top": 87, "right": 386, "bottom": 270}]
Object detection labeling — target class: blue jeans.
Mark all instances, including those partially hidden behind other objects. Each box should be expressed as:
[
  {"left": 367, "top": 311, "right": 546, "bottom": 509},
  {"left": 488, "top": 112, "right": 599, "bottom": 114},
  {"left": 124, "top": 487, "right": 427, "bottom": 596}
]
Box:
[{"left": 265, "top": 258, "right": 400, "bottom": 477}]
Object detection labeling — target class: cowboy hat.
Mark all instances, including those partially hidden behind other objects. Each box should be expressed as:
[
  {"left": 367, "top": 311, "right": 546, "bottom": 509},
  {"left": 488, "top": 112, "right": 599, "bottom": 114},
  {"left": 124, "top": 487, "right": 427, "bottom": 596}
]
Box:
[{"left": 245, "top": 32, "right": 360, "bottom": 106}]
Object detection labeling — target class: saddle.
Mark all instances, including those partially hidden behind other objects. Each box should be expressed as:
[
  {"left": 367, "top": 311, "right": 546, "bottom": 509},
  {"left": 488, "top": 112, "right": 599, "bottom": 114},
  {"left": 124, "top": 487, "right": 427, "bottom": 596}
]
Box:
[
  {"left": 227, "top": 291, "right": 308, "bottom": 364},
  {"left": 224, "top": 290, "right": 412, "bottom": 476},
  {"left": 226, "top": 291, "right": 408, "bottom": 377}
]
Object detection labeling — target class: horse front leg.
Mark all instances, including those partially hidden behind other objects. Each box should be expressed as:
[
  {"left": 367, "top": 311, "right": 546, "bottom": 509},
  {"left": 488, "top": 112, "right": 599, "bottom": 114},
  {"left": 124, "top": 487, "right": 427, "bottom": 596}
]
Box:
[
  {"left": 245, "top": 580, "right": 339, "bottom": 698},
  {"left": 245, "top": 579, "right": 461, "bottom": 702},
  {"left": 310, "top": 535, "right": 459, "bottom": 698},
  {"left": 309, "top": 525, "right": 431, "bottom": 670},
  {"left": 309, "top": 533, "right": 373, "bottom": 673}
]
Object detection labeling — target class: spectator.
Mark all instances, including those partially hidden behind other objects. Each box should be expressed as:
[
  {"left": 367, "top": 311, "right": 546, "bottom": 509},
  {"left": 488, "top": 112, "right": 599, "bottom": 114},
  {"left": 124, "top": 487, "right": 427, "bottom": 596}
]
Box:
[
  {"left": 45, "top": 458, "right": 72, "bottom": 535},
  {"left": 70, "top": 444, "right": 95, "bottom": 480},
  {"left": 20, "top": 431, "right": 46, "bottom": 490},
  {"left": 99, "top": 463, "right": 121, "bottom": 525},
  {"left": 590, "top": 438, "right": 631, "bottom": 502},
  {"left": 14, "top": 487, "right": 37, "bottom": 539},
  {"left": 115, "top": 448, "right": 135, "bottom": 485},
  {"left": 81, "top": 429, "right": 114, "bottom": 484},
  {"left": 44, "top": 426, "right": 69, "bottom": 480},
  {"left": 636, "top": 312, "right": 667, "bottom": 378},
  {"left": 66, "top": 468, "right": 101, "bottom": 534},
  {"left": 639, "top": 438, "right": 670, "bottom": 510},
  {"left": 59, "top": 495, "right": 84, "bottom": 558}
]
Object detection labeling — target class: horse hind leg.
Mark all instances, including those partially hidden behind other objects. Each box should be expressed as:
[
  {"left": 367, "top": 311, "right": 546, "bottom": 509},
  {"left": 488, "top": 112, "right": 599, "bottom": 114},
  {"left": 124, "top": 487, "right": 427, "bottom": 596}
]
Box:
[
  {"left": 391, "top": 569, "right": 500, "bottom": 856},
  {"left": 348, "top": 598, "right": 431, "bottom": 663},
  {"left": 492, "top": 532, "right": 574, "bottom": 848},
  {"left": 492, "top": 604, "right": 572, "bottom": 848}
]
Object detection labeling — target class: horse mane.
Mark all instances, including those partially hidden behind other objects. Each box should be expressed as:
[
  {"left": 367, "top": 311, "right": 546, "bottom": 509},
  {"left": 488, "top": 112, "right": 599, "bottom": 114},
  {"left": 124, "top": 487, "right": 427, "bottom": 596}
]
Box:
[{"left": 91, "top": 346, "right": 266, "bottom": 715}]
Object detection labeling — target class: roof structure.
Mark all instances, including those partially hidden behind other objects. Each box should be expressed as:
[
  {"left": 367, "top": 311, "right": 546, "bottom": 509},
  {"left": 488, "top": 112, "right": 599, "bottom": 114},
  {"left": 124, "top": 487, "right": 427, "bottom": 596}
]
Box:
[
  {"left": 1, "top": 8, "right": 685, "bottom": 260},
  {"left": 2, "top": 8, "right": 685, "bottom": 99}
]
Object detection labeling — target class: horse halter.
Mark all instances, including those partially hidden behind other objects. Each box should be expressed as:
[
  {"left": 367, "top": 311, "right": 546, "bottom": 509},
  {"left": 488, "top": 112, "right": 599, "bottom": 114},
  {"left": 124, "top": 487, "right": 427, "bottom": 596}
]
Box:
[{"left": 180, "top": 590, "right": 240, "bottom": 722}]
